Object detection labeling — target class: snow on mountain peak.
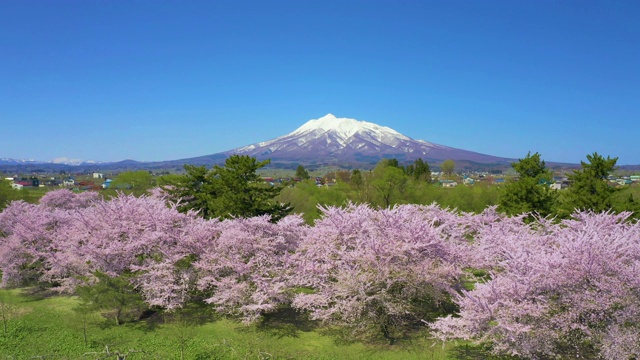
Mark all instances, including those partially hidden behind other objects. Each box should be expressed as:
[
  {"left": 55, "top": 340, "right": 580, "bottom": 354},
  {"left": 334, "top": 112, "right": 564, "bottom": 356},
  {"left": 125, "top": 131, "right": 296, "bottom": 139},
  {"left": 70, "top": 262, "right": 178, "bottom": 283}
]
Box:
[{"left": 291, "top": 114, "right": 409, "bottom": 141}]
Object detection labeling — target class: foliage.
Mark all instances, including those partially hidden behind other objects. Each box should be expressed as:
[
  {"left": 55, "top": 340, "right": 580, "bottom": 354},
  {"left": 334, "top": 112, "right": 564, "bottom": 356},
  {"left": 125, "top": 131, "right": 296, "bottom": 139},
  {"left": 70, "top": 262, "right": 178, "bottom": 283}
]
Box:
[
  {"left": 369, "top": 160, "right": 407, "bottom": 208},
  {"left": 295, "top": 164, "right": 310, "bottom": 180},
  {"left": 291, "top": 204, "right": 477, "bottom": 343},
  {"left": 0, "top": 179, "right": 20, "bottom": 211},
  {"left": 440, "top": 159, "right": 455, "bottom": 176},
  {"left": 162, "top": 164, "right": 215, "bottom": 217},
  {"left": 164, "top": 155, "right": 292, "bottom": 221},
  {"left": 0, "top": 179, "right": 47, "bottom": 211},
  {"left": 195, "top": 215, "right": 306, "bottom": 323},
  {"left": 561, "top": 152, "right": 619, "bottom": 215},
  {"left": 498, "top": 152, "right": 557, "bottom": 218},
  {"left": 75, "top": 271, "right": 147, "bottom": 325},
  {"left": 109, "top": 170, "right": 157, "bottom": 195},
  {"left": 405, "top": 158, "right": 432, "bottom": 182},
  {"left": 431, "top": 211, "right": 640, "bottom": 359},
  {"left": 351, "top": 169, "right": 364, "bottom": 188},
  {"left": 2, "top": 188, "right": 640, "bottom": 357}
]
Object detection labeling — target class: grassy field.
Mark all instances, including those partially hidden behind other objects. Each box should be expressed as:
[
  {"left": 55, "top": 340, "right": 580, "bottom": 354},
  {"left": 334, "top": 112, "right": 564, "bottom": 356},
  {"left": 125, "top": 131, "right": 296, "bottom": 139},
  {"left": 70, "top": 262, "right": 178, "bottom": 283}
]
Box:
[{"left": 0, "top": 288, "right": 500, "bottom": 360}]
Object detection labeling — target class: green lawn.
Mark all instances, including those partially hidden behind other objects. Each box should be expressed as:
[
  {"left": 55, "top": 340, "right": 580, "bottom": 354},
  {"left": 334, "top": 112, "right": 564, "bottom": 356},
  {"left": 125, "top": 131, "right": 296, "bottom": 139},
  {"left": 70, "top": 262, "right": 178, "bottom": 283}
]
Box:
[{"left": 0, "top": 288, "right": 501, "bottom": 360}]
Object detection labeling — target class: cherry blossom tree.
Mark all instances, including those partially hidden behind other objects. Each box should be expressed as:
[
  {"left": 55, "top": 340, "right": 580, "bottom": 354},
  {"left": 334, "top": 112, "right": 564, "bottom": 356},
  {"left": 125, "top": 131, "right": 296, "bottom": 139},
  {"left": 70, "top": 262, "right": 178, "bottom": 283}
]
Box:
[
  {"left": 291, "top": 203, "right": 477, "bottom": 343},
  {"left": 194, "top": 214, "right": 305, "bottom": 323},
  {"left": 431, "top": 211, "right": 640, "bottom": 359}
]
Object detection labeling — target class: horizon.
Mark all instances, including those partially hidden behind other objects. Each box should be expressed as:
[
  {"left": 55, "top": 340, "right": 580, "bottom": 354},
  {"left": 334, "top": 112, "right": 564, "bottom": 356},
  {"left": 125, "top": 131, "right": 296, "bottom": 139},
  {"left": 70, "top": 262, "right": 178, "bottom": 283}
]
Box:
[{"left": 2, "top": 1, "right": 639, "bottom": 165}]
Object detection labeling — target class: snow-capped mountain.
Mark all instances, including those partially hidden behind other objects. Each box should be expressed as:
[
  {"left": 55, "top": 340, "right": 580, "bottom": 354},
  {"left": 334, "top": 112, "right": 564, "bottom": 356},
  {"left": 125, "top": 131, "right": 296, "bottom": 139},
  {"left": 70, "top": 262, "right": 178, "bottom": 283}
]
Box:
[
  {"left": 0, "top": 158, "right": 44, "bottom": 165},
  {"left": 226, "top": 114, "right": 511, "bottom": 165},
  {"left": 0, "top": 158, "right": 103, "bottom": 166}
]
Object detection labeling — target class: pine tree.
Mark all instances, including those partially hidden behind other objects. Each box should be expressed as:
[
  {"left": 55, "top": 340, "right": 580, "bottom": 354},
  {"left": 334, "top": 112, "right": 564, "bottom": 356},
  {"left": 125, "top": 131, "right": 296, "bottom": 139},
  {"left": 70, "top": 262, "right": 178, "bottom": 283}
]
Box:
[
  {"left": 562, "top": 152, "right": 618, "bottom": 214},
  {"left": 164, "top": 155, "right": 292, "bottom": 221},
  {"left": 498, "top": 152, "right": 557, "bottom": 218},
  {"left": 295, "top": 164, "right": 310, "bottom": 180}
]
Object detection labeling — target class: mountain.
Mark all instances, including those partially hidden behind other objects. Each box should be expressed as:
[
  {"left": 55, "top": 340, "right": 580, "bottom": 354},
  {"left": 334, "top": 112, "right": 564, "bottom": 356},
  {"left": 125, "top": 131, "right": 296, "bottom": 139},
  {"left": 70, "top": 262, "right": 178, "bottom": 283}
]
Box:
[
  {"left": 219, "top": 114, "right": 513, "bottom": 167},
  {"left": 6, "top": 114, "right": 611, "bottom": 173}
]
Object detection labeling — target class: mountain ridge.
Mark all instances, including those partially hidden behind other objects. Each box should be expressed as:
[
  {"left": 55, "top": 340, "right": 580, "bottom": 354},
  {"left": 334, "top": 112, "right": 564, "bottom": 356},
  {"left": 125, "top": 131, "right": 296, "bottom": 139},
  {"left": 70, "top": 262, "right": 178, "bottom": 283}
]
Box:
[{"left": 4, "top": 114, "right": 635, "bottom": 172}]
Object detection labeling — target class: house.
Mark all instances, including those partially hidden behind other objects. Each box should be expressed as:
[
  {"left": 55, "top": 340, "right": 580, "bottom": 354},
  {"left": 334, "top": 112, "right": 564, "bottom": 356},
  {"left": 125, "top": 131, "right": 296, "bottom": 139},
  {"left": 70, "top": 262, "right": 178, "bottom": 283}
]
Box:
[
  {"left": 44, "top": 179, "right": 63, "bottom": 187},
  {"left": 93, "top": 173, "right": 104, "bottom": 179},
  {"left": 63, "top": 177, "right": 75, "bottom": 187},
  {"left": 550, "top": 179, "right": 570, "bottom": 190},
  {"left": 12, "top": 180, "right": 33, "bottom": 190},
  {"left": 440, "top": 179, "right": 458, "bottom": 188},
  {"left": 101, "top": 179, "right": 113, "bottom": 189}
]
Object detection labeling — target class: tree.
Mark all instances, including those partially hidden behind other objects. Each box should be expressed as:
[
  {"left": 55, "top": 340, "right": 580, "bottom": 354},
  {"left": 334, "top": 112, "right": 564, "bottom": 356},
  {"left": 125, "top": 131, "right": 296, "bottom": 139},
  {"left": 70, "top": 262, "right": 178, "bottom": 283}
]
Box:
[
  {"left": 295, "top": 165, "right": 310, "bottom": 180},
  {"left": 370, "top": 160, "right": 407, "bottom": 208},
  {"left": 440, "top": 160, "right": 455, "bottom": 177},
  {"left": 350, "top": 169, "right": 363, "bottom": 188},
  {"left": 0, "top": 179, "right": 20, "bottom": 211},
  {"left": 562, "top": 152, "right": 618, "bottom": 214},
  {"left": 195, "top": 215, "right": 305, "bottom": 323},
  {"left": 164, "top": 155, "right": 292, "bottom": 221},
  {"left": 163, "top": 165, "right": 217, "bottom": 218},
  {"left": 76, "top": 271, "right": 147, "bottom": 325},
  {"left": 405, "top": 158, "right": 432, "bottom": 182},
  {"left": 498, "top": 152, "right": 557, "bottom": 218},
  {"left": 292, "top": 204, "right": 474, "bottom": 344},
  {"left": 431, "top": 211, "right": 640, "bottom": 358}
]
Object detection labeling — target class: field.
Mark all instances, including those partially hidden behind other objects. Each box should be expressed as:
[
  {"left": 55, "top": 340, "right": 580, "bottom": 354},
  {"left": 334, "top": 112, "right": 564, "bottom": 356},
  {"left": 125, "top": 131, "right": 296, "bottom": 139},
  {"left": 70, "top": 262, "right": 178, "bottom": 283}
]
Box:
[{"left": 0, "top": 288, "right": 497, "bottom": 360}]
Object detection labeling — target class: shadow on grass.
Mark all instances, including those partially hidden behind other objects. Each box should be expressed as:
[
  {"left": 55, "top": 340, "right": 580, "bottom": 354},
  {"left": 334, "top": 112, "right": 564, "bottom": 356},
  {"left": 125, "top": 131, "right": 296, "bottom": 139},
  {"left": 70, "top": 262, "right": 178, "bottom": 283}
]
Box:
[
  {"left": 19, "top": 285, "right": 60, "bottom": 301},
  {"left": 448, "top": 343, "right": 516, "bottom": 360},
  {"left": 256, "top": 306, "right": 318, "bottom": 338}
]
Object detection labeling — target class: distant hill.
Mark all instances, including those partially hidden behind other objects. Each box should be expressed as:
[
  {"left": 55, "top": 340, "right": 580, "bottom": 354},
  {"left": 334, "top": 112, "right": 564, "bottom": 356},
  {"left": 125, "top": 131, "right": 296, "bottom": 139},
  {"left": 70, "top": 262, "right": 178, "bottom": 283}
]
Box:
[{"left": 3, "top": 114, "right": 640, "bottom": 173}]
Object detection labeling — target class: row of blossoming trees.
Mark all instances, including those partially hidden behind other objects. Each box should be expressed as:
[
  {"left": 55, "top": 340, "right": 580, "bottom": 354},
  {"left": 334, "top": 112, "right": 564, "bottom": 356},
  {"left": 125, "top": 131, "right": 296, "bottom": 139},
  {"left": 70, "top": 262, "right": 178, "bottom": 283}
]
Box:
[{"left": 1, "top": 189, "right": 639, "bottom": 358}]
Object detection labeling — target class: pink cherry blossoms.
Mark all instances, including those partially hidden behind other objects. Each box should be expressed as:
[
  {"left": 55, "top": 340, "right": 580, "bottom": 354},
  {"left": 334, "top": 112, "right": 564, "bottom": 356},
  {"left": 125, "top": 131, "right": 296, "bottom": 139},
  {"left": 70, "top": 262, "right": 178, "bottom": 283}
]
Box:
[{"left": 1, "top": 189, "right": 639, "bottom": 358}]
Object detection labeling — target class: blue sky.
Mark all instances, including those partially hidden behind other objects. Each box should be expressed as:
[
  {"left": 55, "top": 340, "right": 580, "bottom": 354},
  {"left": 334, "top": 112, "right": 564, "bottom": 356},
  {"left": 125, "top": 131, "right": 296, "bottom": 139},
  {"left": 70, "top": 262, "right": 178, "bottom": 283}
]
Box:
[{"left": 1, "top": 0, "right": 639, "bottom": 165}]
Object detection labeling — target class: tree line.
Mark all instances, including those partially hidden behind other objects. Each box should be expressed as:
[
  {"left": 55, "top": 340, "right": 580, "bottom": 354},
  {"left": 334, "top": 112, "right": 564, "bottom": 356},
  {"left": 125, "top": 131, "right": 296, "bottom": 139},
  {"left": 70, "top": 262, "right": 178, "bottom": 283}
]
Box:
[{"left": 4, "top": 151, "right": 636, "bottom": 222}]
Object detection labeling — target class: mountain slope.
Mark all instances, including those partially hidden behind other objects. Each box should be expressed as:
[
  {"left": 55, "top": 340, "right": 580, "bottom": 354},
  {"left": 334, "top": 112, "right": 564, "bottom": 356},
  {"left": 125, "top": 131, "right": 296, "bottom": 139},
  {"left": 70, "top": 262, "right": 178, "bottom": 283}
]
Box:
[{"left": 225, "top": 114, "right": 512, "bottom": 165}]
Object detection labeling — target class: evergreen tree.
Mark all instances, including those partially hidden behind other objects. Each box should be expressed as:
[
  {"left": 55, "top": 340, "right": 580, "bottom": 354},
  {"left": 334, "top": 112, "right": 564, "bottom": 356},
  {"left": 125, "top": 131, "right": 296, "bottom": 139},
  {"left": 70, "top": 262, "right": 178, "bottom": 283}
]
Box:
[
  {"left": 562, "top": 152, "right": 618, "bottom": 214},
  {"left": 350, "top": 169, "right": 363, "bottom": 188},
  {"left": 405, "top": 158, "right": 432, "bottom": 182},
  {"left": 498, "top": 152, "right": 557, "bottom": 218},
  {"left": 295, "top": 164, "right": 310, "bottom": 180},
  {"left": 164, "top": 155, "right": 292, "bottom": 221}
]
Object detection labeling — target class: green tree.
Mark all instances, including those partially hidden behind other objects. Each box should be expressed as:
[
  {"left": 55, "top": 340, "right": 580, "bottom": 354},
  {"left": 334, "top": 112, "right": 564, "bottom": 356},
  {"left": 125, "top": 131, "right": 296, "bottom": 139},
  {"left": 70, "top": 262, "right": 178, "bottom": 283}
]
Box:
[
  {"left": 562, "top": 152, "right": 618, "bottom": 214},
  {"left": 0, "top": 179, "right": 20, "bottom": 211},
  {"left": 385, "top": 158, "right": 401, "bottom": 168},
  {"left": 440, "top": 159, "right": 455, "bottom": 177},
  {"left": 75, "top": 272, "right": 146, "bottom": 325},
  {"left": 498, "top": 152, "right": 557, "bottom": 218},
  {"left": 351, "top": 169, "right": 363, "bottom": 188},
  {"left": 164, "top": 155, "right": 292, "bottom": 221},
  {"left": 295, "top": 165, "right": 310, "bottom": 180},
  {"left": 370, "top": 160, "right": 407, "bottom": 208},
  {"left": 405, "top": 158, "right": 431, "bottom": 182},
  {"left": 163, "top": 165, "right": 216, "bottom": 218}
]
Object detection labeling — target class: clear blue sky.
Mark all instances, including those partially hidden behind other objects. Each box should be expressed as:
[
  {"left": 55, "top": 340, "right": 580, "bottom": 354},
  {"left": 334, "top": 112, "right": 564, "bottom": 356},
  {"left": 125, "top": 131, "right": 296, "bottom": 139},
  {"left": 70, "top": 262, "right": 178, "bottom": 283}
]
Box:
[{"left": 2, "top": 0, "right": 639, "bottom": 165}]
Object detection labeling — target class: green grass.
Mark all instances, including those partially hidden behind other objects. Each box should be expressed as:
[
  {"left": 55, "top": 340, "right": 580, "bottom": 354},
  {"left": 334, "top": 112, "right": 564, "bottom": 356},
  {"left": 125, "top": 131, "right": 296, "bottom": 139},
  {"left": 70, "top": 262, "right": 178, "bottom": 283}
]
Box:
[{"left": 0, "top": 288, "right": 504, "bottom": 360}]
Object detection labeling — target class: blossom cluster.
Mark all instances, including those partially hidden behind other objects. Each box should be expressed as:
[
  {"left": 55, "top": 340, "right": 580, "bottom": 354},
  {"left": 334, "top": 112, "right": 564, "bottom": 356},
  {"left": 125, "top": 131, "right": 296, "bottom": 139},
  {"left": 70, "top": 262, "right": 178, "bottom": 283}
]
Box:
[{"left": 0, "top": 189, "right": 638, "bottom": 358}]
